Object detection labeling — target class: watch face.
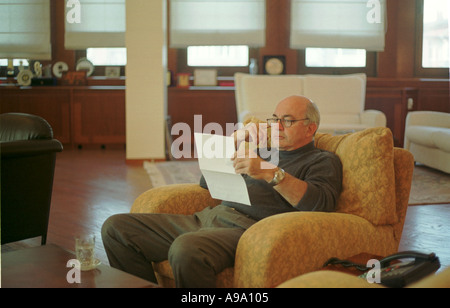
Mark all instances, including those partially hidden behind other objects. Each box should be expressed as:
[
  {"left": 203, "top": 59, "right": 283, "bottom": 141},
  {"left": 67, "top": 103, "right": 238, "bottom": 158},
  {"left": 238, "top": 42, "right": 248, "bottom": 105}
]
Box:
[{"left": 264, "top": 56, "right": 285, "bottom": 75}]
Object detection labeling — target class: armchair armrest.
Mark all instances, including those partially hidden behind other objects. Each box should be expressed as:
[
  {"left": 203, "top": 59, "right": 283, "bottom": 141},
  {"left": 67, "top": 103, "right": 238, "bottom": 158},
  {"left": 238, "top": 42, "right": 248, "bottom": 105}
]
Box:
[
  {"left": 361, "top": 110, "right": 387, "bottom": 127},
  {"left": 130, "top": 184, "right": 221, "bottom": 215},
  {"left": 234, "top": 211, "right": 397, "bottom": 288},
  {"left": 405, "top": 111, "right": 450, "bottom": 128},
  {"left": 1, "top": 139, "right": 63, "bottom": 158}
]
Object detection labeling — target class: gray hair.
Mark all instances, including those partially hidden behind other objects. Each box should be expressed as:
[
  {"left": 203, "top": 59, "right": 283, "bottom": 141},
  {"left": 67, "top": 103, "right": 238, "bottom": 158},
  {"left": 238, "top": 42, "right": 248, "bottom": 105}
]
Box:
[{"left": 305, "top": 100, "right": 320, "bottom": 135}]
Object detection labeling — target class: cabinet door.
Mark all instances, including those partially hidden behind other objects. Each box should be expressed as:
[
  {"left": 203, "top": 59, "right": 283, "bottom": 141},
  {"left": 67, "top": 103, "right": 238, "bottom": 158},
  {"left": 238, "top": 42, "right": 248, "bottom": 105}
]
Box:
[
  {"left": 168, "top": 88, "right": 237, "bottom": 155},
  {"left": 366, "top": 87, "right": 418, "bottom": 147},
  {"left": 72, "top": 89, "right": 125, "bottom": 146},
  {"left": 0, "top": 88, "right": 71, "bottom": 144}
]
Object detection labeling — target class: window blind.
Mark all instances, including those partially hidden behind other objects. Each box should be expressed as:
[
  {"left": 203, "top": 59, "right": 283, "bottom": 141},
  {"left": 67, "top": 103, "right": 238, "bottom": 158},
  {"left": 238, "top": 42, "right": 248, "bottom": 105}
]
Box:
[
  {"left": 65, "top": 0, "right": 126, "bottom": 50},
  {"left": 0, "top": 0, "right": 51, "bottom": 60},
  {"left": 170, "top": 0, "right": 266, "bottom": 48},
  {"left": 290, "top": 0, "right": 386, "bottom": 51}
]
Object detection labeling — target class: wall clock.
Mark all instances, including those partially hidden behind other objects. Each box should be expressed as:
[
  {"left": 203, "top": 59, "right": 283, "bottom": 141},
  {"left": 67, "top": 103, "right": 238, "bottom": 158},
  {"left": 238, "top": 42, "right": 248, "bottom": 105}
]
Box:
[{"left": 263, "top": 55, "right": 286, "bottom": 75}]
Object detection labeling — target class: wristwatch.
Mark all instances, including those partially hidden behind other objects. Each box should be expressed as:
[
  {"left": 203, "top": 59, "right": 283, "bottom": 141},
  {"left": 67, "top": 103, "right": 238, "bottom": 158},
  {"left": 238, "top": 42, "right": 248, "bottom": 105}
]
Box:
[{"left": 269, "top": 168, "right": 286, "bottom": 186}]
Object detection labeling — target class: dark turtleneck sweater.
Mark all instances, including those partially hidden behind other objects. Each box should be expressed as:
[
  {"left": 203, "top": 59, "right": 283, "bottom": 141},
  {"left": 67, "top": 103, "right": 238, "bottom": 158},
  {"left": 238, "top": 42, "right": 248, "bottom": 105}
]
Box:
[{"left": 200, "top": 141, "right": 343, "bottom": 221}]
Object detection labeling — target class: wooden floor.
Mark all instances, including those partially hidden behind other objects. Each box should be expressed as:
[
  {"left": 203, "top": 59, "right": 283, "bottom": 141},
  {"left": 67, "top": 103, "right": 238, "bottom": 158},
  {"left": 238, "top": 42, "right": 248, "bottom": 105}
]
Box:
[{"left": 4, "top": 148, "right": 450, "bottom": 274}]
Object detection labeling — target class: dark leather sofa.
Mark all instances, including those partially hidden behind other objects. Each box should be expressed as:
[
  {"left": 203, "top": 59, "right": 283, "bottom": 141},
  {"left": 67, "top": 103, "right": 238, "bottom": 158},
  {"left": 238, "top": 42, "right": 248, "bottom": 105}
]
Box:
[{"left": 1, "top": 113, "right": 63, "bottom": 245}]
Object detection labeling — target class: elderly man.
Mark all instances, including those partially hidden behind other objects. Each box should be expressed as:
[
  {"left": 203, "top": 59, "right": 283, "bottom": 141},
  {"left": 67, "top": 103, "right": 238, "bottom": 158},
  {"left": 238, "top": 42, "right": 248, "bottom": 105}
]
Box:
[{"left": 101, "top": 95, "right": 343, "bottom": 288}]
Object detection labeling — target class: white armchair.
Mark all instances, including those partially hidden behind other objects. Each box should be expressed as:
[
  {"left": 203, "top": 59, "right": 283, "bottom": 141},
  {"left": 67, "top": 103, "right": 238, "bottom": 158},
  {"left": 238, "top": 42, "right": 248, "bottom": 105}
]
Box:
[
  {"left": 404, "top": 111, "right": 450, "bottom": 174},
  {"left": 234, "top": 73, "right": 386, "bottom": 134},
  {"left": 234, "top": 73, "right": 304, "bottom": 123}
]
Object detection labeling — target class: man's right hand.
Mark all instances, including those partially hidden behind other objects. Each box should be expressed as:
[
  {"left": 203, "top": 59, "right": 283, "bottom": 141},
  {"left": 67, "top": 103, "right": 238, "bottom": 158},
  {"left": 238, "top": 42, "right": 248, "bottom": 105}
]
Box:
[{"left": 232, "top": 121, "right": 269, "bottom": 150}]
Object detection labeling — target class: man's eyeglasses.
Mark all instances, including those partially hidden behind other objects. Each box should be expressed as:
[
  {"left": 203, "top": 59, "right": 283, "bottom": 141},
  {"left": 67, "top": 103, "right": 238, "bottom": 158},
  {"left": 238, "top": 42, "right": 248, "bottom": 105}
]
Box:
[{"left": 266, "top": 118, "right": 310, "bottom": 128}]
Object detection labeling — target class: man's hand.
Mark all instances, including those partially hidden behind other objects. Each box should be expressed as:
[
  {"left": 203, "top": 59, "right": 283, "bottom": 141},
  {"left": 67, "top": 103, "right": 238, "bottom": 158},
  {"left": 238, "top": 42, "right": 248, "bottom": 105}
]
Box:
[
  {"left": 233, "top": 122, "right": 270, "bottom": 150},
  {"left": 231, "top": 144, "right": 276, "bottom": 182}
]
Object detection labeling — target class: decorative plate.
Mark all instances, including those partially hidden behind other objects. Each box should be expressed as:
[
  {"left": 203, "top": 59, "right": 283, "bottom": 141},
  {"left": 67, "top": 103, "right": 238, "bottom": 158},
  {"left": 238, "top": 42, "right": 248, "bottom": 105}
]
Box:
[
  {"left": 76, "top": 58, "right": 95, "bottom": 77},
  {"left": 17, "top": 69, "right": 34, "bottom": 86},
  {"left": 53, "top": 61, "right": 69, "bottom": 78}
]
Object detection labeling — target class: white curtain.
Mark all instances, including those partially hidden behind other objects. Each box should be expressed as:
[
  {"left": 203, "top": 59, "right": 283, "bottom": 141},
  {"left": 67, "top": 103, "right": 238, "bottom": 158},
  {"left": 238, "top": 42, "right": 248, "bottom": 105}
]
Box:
[
  {"left": 0, "top": 0, "right": 51, "bottom": 59},
  {"left": 170, "top": 0, "right": 266, "bottom": 48},
  {"left": 290, "top": 0, "right": 386, "bottom": 51},
  {"left": 65, "top": 0, "right": 126, "bottom": 50}
]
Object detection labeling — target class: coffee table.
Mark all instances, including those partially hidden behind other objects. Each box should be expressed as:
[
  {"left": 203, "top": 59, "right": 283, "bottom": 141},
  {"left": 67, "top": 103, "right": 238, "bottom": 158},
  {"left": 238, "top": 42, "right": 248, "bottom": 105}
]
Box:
[{"left": 1, "top": 244, "right": 157, "bottom": 288}]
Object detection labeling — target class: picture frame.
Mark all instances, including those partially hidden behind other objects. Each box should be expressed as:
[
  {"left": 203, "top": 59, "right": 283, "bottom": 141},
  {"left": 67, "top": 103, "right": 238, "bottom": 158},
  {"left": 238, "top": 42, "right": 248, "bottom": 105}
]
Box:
[
  {"left": 193, "top": 69, "right": 217, "bottom": 86},
  {"left": 177, "top": 73, "right": 191, "bottom": 88}
]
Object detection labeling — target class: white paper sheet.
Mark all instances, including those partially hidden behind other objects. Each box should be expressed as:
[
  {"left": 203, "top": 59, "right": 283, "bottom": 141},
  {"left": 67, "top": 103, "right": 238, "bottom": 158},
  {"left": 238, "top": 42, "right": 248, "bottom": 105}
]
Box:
[{"left": 194, "top": 133, "right": 251, "bottom": 206}]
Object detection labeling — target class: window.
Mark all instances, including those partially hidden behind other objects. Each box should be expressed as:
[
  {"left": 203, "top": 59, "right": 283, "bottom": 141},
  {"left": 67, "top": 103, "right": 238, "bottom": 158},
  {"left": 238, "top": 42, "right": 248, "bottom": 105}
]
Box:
[
  {"left": 291, "top": 0, "right": 383, "bottom": 76},
  {"left": 0, "top": 0, "right": 51, "bottom": 60},
  {"left": 86, "top": 48, "right": 127, "bottom": 66},
  {"left": 0, "top": 59, "right": 29, "bottom": 67},
  {"left": 64, "top": 0, "right": 126, "bottom": 50},
  {"left": 305, "top": 48, "right": 366, "bottom": 67},
  {"left": 290, "top": 0, "right": 386, "bottom": 51},
  {"left": 421, "top": 0, "right": 449, "bottom": 68},
  {"left": 187, "top": 46, "right": 249, "bottom": 67},
  {"left": 170, "top": 0, "right": 265, "bottom": 48}
]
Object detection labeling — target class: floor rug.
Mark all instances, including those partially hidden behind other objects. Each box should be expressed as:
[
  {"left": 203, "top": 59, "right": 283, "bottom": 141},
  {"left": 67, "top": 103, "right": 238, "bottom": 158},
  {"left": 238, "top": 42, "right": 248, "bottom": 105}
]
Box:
[
  {"left": 144, "top": 161, "right": 450, "bottom": 205},
  {"left": 408, "top": 165, "right": 450, "bottom": 205},
  {"left": 143, "top": 160, "right": 202, "bottom": 188}
]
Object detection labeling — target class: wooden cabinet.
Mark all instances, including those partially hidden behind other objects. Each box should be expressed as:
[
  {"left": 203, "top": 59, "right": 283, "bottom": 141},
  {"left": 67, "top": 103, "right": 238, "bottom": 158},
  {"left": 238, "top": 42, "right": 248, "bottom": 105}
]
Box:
[
  {"left": 1, "top": 79, "right": 448, "bottom": 151},
  {"left": 366, "top": 87, "right": 418, "bottom": 147},
  {"left": 0, "top": 87, "right": 72, "bottom": 144},
  {"left": 0, "top": 86, "right": 125, "bottom": 148},
  {"left": 168, "top": 87, "right": 237, "bottom": 152},
  {"left": 71, "top": 87, "right": 125, "bottom": 146}
]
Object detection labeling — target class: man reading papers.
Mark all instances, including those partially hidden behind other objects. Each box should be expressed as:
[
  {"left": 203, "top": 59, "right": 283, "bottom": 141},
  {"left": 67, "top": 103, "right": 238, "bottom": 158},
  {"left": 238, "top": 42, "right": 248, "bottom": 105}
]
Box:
[{"left": 102, "top": 95, "right": 343, "bottom": 288}]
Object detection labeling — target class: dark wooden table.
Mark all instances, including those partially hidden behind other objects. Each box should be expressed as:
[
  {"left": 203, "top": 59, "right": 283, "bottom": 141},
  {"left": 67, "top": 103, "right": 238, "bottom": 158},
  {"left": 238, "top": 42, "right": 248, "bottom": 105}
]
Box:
[{"left": 1, "top": 244, "right": 157, "bottom": 288}]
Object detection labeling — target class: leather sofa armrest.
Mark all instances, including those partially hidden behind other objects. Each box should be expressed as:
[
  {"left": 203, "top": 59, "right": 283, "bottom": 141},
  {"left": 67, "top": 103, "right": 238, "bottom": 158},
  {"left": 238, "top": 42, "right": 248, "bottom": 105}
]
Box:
[
  {"left": 131, "top": 183, "right": 221, "bottom": 215},
  {"left": 234, "top": 211, "right": 394, "bottom": 288},
  {"left": 1, "top": 139, "right": 63, "bottom": 158}
]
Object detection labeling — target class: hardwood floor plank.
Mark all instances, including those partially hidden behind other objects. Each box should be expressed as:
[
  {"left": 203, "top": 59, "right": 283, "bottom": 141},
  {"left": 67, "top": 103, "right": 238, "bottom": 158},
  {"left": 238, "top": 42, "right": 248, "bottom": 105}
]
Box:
[
  {"left": 399, "top": 204, "right": 450, "bottom": 273},
  {"left": 47, "top": 148, "right": 152, "bottom": 265}
]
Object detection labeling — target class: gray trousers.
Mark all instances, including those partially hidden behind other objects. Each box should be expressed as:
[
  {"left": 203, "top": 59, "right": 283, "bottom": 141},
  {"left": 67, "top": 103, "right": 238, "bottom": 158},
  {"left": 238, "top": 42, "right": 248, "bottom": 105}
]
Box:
[{"left": 101, "top": 205, "right": 257, "bottom": 288}]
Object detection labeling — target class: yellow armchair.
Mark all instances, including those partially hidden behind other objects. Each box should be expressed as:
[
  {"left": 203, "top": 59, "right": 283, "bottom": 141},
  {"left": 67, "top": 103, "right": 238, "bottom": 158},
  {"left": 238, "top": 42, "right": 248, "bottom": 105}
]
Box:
[{"left": 130, "top": 127, "right": 414, "bottom": 288}]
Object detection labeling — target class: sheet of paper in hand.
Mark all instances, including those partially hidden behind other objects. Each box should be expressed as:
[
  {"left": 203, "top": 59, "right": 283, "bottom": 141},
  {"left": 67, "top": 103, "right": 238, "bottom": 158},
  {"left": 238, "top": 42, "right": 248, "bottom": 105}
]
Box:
[{"left": 194, "top": 133, "right": 251, "bottom": 206}]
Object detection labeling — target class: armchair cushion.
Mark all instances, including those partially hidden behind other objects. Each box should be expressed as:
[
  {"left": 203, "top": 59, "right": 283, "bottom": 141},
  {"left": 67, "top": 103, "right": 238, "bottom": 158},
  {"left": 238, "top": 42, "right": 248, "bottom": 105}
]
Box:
[{"left": 315, "top": 127, "right": 397, "bottom": 225}]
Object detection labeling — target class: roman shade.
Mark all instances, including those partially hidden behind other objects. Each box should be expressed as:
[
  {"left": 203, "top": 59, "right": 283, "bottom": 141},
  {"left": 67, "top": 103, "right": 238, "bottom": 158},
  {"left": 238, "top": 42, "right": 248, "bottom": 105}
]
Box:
[
  {"left": 290, "top": 0, "right": 386, "bottom": 51},
  {"left": 170, "top": 0, "right": 266, "bottom": 48},
  {"left": 0, "top": 0, "right": 51, "bottom": 60},
  {"left": 64, "top": 0, "right": 126, "bottom": 49}
]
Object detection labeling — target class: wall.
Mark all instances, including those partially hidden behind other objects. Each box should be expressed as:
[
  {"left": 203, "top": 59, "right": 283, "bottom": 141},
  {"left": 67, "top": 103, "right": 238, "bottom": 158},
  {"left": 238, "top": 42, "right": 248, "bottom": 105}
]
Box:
[{"left": 125, "top": 0, "right": 167, "bottom": 161}]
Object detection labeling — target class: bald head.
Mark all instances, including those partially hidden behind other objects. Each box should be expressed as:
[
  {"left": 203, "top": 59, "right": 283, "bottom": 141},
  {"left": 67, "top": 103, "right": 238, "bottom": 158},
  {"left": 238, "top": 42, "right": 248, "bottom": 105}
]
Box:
[
  {"left": 270, "top": 95, "right": 320, "bottom": 151},
  {"left": 275, "top": 95, "right": 320, "bottom": 129}
]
